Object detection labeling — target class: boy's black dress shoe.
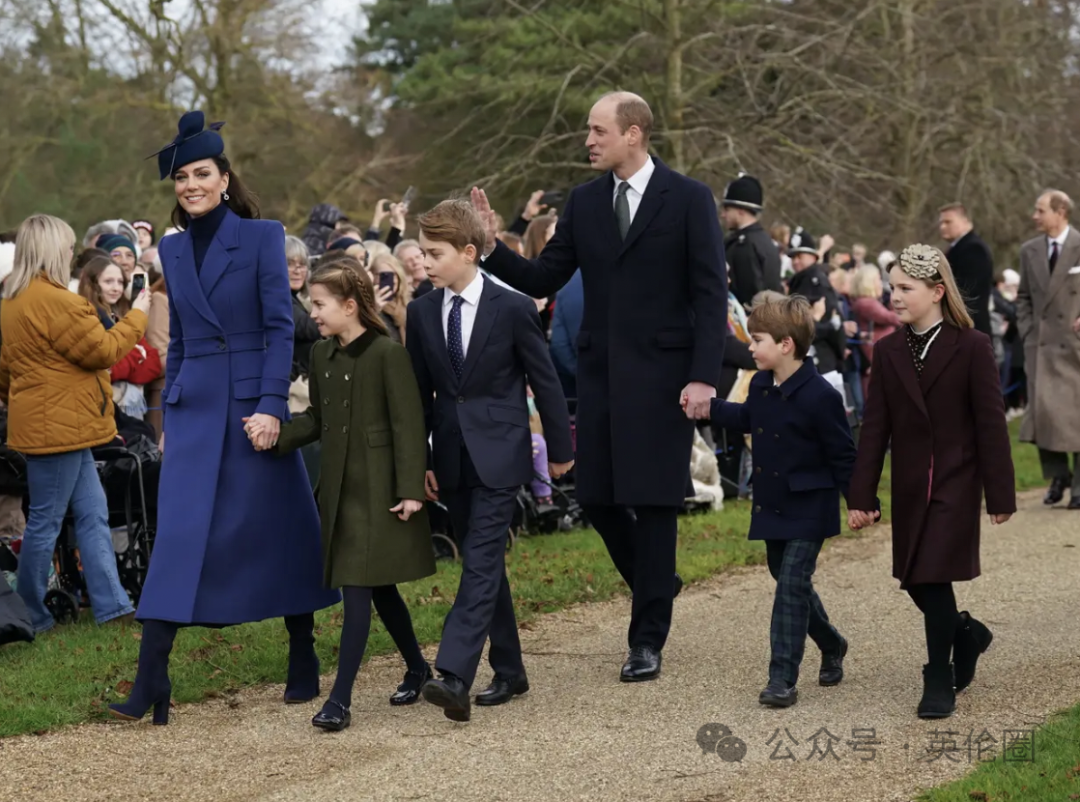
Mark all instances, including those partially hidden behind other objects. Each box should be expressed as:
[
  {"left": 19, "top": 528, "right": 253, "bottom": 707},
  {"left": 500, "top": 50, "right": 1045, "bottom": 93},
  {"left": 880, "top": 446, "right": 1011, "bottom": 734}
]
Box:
[
  {"left": 390, "top": 664, "right": 432, "bottom": 706},
  {"left": 917, "top": 663, "right": 955, "bottom": 719},
  {"left": 1068, "top": 495, "right": 1080, "bottom": 510},
  {"left": 759, "top": 681, "right": 798, "bottom": 708},
  {"left": 422, "top": 674, "right": 471, "bottom": 721},
  {"left": 953, "top": 612, "right": 992, "bottom": 693},
  {"left": 819, "top": 635, "right": 848, "bottom": 686},
  {"left": 475, "top": 674, "right": 530, "bottom": 706},
  {"left": 1044, "top": 474, "right": 1071, "bottom": 505},
  {"left": 620, "top": 646, "right": 662, "bottom": 682},
  {"left": 311, "top": 700, "right": 351, "bottom": 732}
]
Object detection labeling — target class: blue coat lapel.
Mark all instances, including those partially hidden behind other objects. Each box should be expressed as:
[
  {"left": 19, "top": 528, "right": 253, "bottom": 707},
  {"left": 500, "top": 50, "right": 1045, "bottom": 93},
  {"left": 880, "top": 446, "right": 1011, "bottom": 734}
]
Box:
[
  {"left": 459, "top": 278, "right": 500, "bottom": 388},
  {"left": 169, "top": 231, "right": 222, "bottom": 331},
  {"left": 199, "top": 210, "right": 242, "bottom": 298}
]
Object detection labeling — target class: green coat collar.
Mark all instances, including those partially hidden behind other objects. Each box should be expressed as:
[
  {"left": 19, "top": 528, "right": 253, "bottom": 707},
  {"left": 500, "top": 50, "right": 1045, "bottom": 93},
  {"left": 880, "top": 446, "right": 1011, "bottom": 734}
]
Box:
[{"left": 328, "top": 328, "right": 382, "bottom": 360}]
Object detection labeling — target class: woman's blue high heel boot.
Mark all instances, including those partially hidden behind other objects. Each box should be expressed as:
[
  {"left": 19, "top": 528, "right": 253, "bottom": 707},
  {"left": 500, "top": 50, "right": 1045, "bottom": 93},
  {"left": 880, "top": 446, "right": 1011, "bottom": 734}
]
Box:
[
  {"left": 284, "top": 613, "right": 321, "bottom": 703},
  {"left": 109, "top": 620, "right": 177, "bottom": 725}
]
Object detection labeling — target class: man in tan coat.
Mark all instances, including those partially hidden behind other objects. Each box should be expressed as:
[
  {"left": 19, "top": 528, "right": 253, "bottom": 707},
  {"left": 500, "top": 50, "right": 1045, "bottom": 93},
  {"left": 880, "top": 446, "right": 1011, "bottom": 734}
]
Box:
[{"left": 1016, "top": 189, "right": 1080, "bottom": 509}]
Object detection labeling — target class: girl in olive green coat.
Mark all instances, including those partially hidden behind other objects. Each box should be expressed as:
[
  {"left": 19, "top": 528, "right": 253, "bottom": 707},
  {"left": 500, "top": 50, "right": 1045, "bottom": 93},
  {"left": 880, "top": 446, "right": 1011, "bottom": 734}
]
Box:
[{"left": 255, "top": 257, "right": 436, "bottom": 732}]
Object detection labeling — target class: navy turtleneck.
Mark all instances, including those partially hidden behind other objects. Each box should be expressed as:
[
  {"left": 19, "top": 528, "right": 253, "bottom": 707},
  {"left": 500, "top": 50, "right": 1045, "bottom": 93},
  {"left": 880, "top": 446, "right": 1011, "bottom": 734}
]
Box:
[{"left": 188, "top": 201, "right": 229, "bottom": 274}]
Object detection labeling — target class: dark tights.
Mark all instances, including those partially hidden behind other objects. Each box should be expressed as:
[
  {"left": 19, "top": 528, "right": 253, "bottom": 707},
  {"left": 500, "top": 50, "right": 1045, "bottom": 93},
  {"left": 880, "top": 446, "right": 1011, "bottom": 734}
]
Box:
[
  {"left": 329, "top": 585, "right": 426, "bottom": 709},
  {"left": 906, "top": 583, "right": 960, "bottom": 668}
]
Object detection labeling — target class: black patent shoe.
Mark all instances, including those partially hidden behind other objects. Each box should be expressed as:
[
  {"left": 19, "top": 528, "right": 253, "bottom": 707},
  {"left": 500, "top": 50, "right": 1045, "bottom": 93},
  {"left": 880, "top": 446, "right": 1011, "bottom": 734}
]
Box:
[
  {"left": 917, "top": 664, "right": 956, "bottom": 719},
  {"left": 475, "top": 674, "right": 530, "bottom": 706},
  {"left": 390, "top": 664, "right": 432, "bottom": 706},
  {"left": 819, "top": 635, "right": 848, "bottom": 687},
  {"left": 311, "top": 700, "right": 351, "bottom": 732},
  {"left": 759, "top": 681, "right": 798, "bottom": 708},
  {"left": 619, "top": 646, "right": 662, "bottom": 682}
]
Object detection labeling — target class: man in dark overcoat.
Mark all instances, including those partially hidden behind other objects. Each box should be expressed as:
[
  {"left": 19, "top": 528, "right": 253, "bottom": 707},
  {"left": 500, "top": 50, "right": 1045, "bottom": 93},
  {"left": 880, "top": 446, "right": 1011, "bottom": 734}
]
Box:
[
  {"left": 472, "top": 91, "right": 727, "bottom": 682},
  {"left": 939, "top": 203, "right": 994, "bottom": 337}
]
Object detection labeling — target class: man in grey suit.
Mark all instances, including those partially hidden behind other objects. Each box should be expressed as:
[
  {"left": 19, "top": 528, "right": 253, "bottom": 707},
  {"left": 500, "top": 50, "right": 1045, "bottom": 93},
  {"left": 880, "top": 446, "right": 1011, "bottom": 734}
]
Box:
[{"left": 1016, "top": 189, "right": 1080, "bottom": 509}]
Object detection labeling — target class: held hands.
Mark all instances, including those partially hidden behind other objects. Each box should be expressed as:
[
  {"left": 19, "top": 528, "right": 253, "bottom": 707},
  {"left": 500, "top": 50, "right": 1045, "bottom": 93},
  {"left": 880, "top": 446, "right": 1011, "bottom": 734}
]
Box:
[
  {"left": 470, "top": 187, "right": 500, "bottom": 257},
  {"left": 680, "top": 381, "right": 717, "bottom": 420},
  {"left": 549, "top": 460, "right": 575, "bottom": 479},
  {"left": 390, "top": 499, "right": 424, "bottom": 521},
  {"left": 424, "top": 470, "right": 440, "bottom": 502},
  {"left": 847, "top": 510, "right": 881, "bottom": 531},
  {"left": 242, "top": 414, "right": 281, "bottom": 451}
]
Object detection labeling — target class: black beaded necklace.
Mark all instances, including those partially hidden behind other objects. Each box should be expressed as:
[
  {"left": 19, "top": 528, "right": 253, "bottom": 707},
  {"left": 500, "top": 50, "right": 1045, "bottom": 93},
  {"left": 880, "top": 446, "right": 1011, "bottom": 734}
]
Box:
[{"left": 905, "top": 320, "right": 943, "bottom": 377}]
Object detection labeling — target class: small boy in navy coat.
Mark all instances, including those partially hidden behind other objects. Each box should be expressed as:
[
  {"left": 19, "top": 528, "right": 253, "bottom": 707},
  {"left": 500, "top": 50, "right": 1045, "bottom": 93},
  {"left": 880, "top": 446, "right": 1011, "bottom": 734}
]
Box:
[{"left": 700, "top": 295, "right": 855, "bottom": 708}]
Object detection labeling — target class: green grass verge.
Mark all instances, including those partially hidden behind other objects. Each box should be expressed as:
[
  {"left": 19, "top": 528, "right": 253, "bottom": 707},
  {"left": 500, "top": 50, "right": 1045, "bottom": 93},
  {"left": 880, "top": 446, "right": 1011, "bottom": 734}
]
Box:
[
  {"left": 0, "top": 422, "right": 1043, "bottom": 739},
  {"left": 917, "top": 706, "right": 1080, "bottom": 802}
]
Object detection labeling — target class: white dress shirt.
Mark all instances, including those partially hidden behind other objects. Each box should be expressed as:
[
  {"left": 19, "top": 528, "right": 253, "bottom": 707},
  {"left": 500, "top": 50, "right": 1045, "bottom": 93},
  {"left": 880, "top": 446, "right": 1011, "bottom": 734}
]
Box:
[
  {"left": 1048, "top": 226, "right": 1070, "bottom": 259},
  {"left": 612, "top": 156, "right": 655, "bottom": 224},
  {"left": 441, "top": 271, "right": 485, "bottom": 356}
]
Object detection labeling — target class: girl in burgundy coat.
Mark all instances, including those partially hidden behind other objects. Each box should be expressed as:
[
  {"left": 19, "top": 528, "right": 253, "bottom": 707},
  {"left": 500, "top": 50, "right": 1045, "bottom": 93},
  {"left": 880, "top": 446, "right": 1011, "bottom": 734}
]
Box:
[{"left": 848, "top": 244, "right": 1016, "bottom": 720}]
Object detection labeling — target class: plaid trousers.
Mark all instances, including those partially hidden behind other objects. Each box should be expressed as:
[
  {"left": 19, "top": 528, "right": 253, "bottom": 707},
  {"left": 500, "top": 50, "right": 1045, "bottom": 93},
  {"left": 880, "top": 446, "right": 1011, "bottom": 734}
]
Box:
[{"left": 766, "top": 539, "right": 842, "bottom": 687}]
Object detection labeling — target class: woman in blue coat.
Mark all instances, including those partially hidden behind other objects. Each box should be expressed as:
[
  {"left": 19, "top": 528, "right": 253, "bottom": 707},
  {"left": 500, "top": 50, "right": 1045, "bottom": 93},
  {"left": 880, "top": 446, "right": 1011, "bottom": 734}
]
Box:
[{"left": 110, "top": 112, "right": 339, "bottom": 724}]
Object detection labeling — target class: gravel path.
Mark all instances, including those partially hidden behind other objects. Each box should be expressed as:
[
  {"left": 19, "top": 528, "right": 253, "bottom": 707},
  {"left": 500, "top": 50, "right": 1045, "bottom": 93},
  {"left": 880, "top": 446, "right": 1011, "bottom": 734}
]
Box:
[{"left": 2, "top": 491, "right": 1078, "bottom": 802}]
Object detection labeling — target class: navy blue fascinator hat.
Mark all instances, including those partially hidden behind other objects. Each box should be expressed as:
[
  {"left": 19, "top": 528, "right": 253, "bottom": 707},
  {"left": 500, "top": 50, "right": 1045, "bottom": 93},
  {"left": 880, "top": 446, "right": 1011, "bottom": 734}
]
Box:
[{"left": 150, "top": 111, "right": 226, "bottom": 181}]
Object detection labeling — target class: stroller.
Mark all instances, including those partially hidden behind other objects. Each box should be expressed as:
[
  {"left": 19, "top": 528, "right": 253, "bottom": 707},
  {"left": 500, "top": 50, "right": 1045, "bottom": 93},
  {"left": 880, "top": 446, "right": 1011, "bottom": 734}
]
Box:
[{"left": 0, "top": 440, "right": 158, "bottom": 625}]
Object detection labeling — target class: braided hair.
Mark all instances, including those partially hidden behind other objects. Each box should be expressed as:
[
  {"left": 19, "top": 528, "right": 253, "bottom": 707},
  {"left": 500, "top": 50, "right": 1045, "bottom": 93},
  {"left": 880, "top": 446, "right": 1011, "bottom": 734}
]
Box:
[{"left": 309, "top": 255, "right": 389, "bottom": 336}]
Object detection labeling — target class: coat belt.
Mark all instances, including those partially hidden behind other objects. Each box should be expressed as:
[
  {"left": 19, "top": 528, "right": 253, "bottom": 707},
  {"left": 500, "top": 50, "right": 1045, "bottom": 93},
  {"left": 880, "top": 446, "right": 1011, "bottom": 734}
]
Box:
[{"left": 183, "top": 331, "right": 267, "bottom": 358}]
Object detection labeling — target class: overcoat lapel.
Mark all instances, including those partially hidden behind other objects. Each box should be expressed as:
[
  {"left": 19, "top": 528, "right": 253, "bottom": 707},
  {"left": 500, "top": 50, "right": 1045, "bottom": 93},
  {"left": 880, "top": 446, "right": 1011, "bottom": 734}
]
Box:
[
  {"left": 887, "top": 337, "right": 929, "bottom": 420},
  {"left": 1045, "top": 228, "right": 1080, "bottom": 310},
  {"left": 619, "top": 161, "right": 669, "bottom": 256},
  {"left": 199, "top": 210, "right": 242, "bottom": 298},
  {"left": 169, "top": 231, "right": 222, "bottom": 331},
  {"left": 595, "top": 175, "right": 623, "bottom": 256},
  {"left": 422, "top": 291, "right": 458, "bottom": 388},
  {"left": 918, "top": 324, "right": 959, "bottom": 394},
  {"left": 459, "top": 279, "right": 500, "bottom": 388}
]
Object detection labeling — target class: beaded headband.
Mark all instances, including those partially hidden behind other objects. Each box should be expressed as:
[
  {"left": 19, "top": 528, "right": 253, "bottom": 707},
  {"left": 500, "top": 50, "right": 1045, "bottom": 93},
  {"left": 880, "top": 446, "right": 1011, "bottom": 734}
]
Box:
[{"left": 898, "top": 243, "right": 941, "bottom": 280}]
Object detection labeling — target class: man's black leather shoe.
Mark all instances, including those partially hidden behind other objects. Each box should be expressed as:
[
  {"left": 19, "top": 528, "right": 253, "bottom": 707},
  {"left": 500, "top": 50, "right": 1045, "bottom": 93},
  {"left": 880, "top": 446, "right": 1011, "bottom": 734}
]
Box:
[
  {"left": 422, "top": 674, "right": 471, "bottom": 722},
  {"left": 1044, "top": 475, "right": 1071, "bottom": 505},
  {"left": 475, "top": 675, "right": 530, "bottom": 706},
  {"left": 620, "top": 646, "right": 662, "bottom": 682}
]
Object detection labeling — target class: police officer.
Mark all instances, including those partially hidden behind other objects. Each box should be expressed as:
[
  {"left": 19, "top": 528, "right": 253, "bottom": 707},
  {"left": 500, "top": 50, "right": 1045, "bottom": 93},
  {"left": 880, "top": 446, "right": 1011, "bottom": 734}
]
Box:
[
  {"left": 721, "top": 173, "right": 782, "bottom": 307},
  {"left": 787, "top": 229, "right": 845, "bottom": 380}
]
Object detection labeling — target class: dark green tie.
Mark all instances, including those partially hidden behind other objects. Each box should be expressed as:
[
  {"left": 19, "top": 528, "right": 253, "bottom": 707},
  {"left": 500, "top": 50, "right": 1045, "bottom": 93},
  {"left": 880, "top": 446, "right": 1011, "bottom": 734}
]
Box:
[{"left": 614, "top": 181, "right": 631, "bottom": 240}]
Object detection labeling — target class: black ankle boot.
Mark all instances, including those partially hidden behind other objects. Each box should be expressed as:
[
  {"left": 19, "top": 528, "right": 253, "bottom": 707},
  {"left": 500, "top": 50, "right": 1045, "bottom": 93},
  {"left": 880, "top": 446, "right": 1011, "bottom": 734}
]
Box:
[
  {"left": 109, "top": 620, "right": 177, "bottom": 725},
  {"left": 284, "top": 613, "right": 320, "bottom": 704},
  {"left": 917, "top": 663, "right": 956, "bottom": 719},
  {"left": 953, "top": 611, "right": 992, "bottom": 693}
]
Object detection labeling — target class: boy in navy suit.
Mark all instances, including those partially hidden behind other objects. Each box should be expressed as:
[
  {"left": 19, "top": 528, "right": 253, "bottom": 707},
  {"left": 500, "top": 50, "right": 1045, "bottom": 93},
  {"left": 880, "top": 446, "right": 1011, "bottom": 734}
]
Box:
[
  {"left": 406, "top": 200, "right": 574, "bottom": 722},
  {"left": 698, "top": 295, "right": 855, "bottom": 707}
]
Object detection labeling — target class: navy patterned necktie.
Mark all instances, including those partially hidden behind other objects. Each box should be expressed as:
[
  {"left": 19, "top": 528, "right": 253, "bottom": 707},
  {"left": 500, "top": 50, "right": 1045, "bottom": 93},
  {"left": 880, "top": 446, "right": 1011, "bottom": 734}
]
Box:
[
  {"left": 447, "top": 295, "right": 466, "bottom": 379},
  {"left": 1049, "top": 240, "right": 1059, "bottom": 274}
]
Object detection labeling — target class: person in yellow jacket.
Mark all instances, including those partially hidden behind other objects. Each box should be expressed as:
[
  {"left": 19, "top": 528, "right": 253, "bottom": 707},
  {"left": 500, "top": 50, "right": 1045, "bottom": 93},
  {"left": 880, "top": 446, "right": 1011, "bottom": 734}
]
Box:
[{"left": 0, "top": 214, "right": 150, "bottom": 633}]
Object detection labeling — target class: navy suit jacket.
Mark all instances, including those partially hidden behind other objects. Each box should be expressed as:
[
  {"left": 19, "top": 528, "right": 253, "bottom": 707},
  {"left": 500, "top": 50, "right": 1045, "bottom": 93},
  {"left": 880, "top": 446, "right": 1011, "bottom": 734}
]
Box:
[
  {"left": 710, "top": 361, "right": 855, "bottom": 540},
  {"left": 405, "top": 277, "right": 573, "bottom": 491},
  {"left": 482, "top": 158, "right": 728, "bottom": 506}
]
